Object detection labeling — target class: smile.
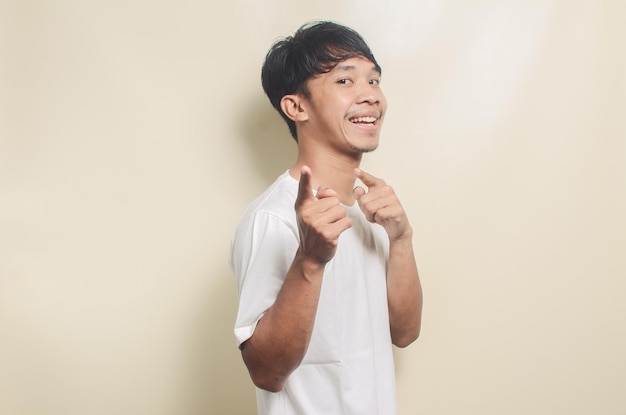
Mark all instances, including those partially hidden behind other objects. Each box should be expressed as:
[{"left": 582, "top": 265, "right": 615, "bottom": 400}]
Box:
[{"left": 349, "top": 116, "right": 379, "bottom": 126}]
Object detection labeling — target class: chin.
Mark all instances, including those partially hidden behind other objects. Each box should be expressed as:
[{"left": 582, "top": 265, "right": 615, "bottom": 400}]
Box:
[
  {"left": 343, "top": 131, "right": 381, "bottom": 154},
  {"left": 350, "top": 143, "right": 379, "bottom": 154}
]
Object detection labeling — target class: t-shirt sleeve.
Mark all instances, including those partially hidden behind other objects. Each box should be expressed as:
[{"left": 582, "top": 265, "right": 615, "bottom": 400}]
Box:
[{"left": 230, "top": 211, "right": 299, "bottom": 347}]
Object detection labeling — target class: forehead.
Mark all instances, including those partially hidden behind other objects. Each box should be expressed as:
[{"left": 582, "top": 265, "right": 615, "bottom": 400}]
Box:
[{"left": 328, "top": 56, "right": 380, "bottom": 75}]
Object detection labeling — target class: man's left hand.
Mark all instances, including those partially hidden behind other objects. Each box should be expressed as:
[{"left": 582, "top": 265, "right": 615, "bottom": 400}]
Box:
[{"left": 353, "top": 168, "right": 413, "bottom": 242}]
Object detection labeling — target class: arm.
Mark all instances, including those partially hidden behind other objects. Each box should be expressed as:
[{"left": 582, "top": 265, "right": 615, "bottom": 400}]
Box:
[
  {"left": 241, "top": 166, "right": 352, "bottom": 392},
  {"left": 354, "top": 169, "right": 423, "bottom": 347},
  {"left": 241, "top": 252, "right": 324, "bottom": 392},
  {"left": 386, "top": 229, "right": 422, "bottom": 347}
]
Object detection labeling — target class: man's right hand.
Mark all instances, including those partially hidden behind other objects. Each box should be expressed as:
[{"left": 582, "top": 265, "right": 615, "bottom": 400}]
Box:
[
  {"left": 295, "top": 166, "right": 352, "bottom": 264},
  {"left": 241, "top": 166, "right": 351, "bottom": 392}
]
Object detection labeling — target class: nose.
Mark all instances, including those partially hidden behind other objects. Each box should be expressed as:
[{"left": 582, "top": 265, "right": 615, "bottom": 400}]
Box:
[{"left": 356, "top": 82, "right": 382, "bottom": 105}]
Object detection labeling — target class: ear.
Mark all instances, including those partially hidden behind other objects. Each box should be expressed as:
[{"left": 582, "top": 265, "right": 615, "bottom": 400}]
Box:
[{"left": 280, "top": 94, "right": 309, "bottom": 122}]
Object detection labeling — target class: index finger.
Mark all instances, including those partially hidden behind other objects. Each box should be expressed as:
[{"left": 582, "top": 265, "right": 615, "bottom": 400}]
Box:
[
  {"left": 354, "top": 168, "right": 385, "bottom": 188},
  {"left": 297, "top": 165, "right": 314, "bottom": 204}
]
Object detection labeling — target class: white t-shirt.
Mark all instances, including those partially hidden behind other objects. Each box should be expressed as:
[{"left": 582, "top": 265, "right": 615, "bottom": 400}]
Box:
[{"left": 230, "top": 171, "right": 397, "bottom": 415}]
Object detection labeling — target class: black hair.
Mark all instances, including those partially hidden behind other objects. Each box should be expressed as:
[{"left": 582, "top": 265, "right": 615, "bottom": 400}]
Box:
[{"left": 261, "top": 21, "right": 381, "bottom": 141}]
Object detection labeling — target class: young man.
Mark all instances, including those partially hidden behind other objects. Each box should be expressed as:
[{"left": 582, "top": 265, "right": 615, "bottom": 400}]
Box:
[{"left": 230, "top": 21, "right": 423, "bottom": 414}]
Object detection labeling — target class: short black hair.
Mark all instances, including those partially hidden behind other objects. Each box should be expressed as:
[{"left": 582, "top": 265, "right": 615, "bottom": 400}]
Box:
[{"left": 261, "top": 21, "right": 381, "bottom": 141}]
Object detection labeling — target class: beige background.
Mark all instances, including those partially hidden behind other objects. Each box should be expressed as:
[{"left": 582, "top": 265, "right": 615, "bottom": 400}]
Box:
[{"left": 1, "top": 0, "right": 624, "bottom": 414}]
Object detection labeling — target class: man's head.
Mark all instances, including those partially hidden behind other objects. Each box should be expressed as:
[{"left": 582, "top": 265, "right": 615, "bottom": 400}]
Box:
[{"left": 261, "top": 21, "right": 381, "bottom": 141}]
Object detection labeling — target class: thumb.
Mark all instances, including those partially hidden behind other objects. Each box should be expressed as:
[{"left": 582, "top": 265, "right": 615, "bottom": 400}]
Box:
[{"left": 353, "top": 186, "right": 366, "bottom": 200}]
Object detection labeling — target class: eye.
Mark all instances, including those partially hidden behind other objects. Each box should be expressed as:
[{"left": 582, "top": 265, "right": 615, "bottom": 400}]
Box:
[
  {"left": 369, "top": 78, "right": 381, "bottom": 86},
  {"left": 337, "top": 78, "right": 353, "bottom": 85}
]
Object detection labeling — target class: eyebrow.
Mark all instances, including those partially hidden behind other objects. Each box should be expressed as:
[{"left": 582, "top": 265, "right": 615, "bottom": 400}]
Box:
[{"left": 334, "top": 63, "right": 381, "bottom": 75}]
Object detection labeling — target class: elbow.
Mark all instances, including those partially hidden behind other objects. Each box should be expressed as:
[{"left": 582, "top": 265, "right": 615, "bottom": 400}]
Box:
[
  {"left": 248, "top": 370, "right": 286, "bottom": 393},
  {"left": 392, "top": 333, "right": 418, "bottom": 348},
  {"left": 391, "top": 324, "right": 421, "bottom": 348},
  {"left": 241, "top": 341, "right": 289, "bottom": 393}
]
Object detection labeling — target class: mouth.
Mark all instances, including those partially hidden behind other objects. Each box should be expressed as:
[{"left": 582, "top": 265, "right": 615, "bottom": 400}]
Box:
[{"left": 348, "top": 115, "right": 380, "bottom": 127}]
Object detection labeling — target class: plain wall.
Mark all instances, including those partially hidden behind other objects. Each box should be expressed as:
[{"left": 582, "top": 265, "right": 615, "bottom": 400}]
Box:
[{"left": 1, "top": 1, "right": 624, "bottom": 414}]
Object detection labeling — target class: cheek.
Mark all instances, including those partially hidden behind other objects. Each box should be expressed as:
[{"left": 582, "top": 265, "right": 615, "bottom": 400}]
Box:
[{"left": 378, "top": 92, "right": 388, "bottom": 109}]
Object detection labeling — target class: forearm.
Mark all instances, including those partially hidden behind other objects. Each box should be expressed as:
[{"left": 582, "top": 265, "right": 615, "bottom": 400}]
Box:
[
  {"left": 241, "top": 252, "right": 325, "bottom": 392},
  {"left": 386, "top": 231, "right": 423, "bottom": 347}
]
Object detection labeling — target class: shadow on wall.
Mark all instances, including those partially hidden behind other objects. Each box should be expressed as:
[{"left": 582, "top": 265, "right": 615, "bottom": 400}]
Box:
[
  {"left": 238, "top": 93, "right": 298, "bottom": 183},
  {"left": 187, "top": 262, "right": 257, "bottom": 414},
  {"left": 185, "top": 93, "right": 297, "bottom": 413}
]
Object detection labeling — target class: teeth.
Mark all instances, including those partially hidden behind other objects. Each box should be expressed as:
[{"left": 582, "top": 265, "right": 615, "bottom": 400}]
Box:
[{"left": 350, "top": 116, "right": 377, "bottom": 123}]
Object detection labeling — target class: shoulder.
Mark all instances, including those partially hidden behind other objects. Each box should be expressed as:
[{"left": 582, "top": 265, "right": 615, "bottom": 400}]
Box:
[
  {"left": 230, "top": 171, "right": 300, "bottom": 279},
  {"left": 234, "top": 171, "right": 299, "bottom": 236}
]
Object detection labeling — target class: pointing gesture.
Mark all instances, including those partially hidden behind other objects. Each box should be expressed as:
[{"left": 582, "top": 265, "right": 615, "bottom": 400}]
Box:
[
  {"left": 353, "top": 168, "right": 412, "bottom": 242},
  {"left": 295, "top": 166, "right": 353, "bottom": 264}
]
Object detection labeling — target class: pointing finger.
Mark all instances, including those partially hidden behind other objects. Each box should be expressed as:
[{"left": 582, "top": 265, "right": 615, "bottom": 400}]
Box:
[
  {"left": 297, "top": 166, "right": 314, "bottom": 204},
  {"left": 354, "top": 168, "right": 385, "bottom": 188}
]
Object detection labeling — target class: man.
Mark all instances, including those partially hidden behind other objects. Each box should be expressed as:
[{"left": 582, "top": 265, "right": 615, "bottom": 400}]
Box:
[{"left": 230, "top": 21, "right": 423, "bottom": 414}]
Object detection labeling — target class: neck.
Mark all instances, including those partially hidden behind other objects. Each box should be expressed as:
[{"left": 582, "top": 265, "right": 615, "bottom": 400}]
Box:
[{"left": 289, "top": 146, "right": 361, "bottom": 205}]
